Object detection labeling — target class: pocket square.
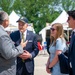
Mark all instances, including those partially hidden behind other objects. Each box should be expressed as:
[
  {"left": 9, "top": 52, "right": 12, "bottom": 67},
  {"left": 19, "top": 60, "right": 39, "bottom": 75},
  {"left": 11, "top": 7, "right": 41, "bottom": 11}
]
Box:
[{"left": 28, "top": 40, "right": 32, "bottom": 42}]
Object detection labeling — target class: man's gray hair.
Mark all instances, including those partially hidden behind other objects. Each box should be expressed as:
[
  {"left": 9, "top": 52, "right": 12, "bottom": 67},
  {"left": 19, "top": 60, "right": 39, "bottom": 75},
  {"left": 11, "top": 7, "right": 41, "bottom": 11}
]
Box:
[{"left": 0, "top": 11, "right": 9, "bottom": 23}]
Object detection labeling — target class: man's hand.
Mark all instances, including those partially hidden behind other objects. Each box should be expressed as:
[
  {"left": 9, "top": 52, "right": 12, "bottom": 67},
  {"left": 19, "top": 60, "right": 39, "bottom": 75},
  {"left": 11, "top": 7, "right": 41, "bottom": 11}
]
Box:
[
  {"left": 21, "top": 40, "right": 28, "bottom": 48},
  {"left": 19, "top": 50, "right": 32, "bottom": 60}
]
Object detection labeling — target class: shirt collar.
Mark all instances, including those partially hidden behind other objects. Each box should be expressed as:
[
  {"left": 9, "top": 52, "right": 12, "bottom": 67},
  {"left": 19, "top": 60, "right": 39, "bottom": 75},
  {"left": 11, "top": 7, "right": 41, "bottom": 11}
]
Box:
[
  {"left": 20, "top": 29, "right": 27, "bottom": 34},
  {"left": 24, "top": 30, "right": 27, "bottom": 35},
  {"left": 73, "top": 29, "right": 75, "bottom": 32}
]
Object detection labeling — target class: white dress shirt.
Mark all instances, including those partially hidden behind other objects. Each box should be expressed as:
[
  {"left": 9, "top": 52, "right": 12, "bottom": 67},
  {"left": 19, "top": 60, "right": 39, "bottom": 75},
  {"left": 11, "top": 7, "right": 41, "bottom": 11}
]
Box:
[{"left": 20, "top": 30, "right": 27, "bottom": 41}]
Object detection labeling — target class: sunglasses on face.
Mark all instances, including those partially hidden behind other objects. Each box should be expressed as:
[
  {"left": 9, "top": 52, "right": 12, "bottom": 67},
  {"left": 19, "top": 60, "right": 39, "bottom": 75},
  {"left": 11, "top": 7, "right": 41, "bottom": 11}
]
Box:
[{"left": 50, "top": 28, "right": 56, "bottom": 31}]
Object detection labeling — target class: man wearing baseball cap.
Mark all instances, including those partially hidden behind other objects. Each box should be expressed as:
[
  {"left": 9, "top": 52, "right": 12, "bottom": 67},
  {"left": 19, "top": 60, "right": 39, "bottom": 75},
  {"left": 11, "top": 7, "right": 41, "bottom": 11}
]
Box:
[{"left": 10, "top": 16, "right": 39, "bottom": 75}]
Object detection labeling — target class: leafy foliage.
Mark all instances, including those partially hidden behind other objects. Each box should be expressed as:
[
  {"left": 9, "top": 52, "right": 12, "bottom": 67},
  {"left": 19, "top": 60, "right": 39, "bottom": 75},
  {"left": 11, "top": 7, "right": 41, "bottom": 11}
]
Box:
[{"left": 0, "top": 0, "right": 75, "bottom": 33}]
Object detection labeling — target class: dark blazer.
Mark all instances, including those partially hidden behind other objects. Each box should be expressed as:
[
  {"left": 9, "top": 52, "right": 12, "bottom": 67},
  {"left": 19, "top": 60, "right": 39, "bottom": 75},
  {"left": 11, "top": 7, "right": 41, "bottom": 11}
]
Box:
[
  {"left": 10, "top": 30, "right": 39, "bottom": 74},
  {"left": 46, "top": 37, "right": 50, "bottom": 54},
  {"left": 69, "top": 32, "right": 75, "bottom": 75}
]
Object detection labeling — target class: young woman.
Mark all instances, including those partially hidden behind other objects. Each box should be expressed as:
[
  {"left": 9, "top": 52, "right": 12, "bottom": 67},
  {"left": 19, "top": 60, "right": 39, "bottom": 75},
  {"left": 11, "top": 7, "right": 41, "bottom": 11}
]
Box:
[{"left": 46, "top": 23, "right": 69, "bottom": 75}]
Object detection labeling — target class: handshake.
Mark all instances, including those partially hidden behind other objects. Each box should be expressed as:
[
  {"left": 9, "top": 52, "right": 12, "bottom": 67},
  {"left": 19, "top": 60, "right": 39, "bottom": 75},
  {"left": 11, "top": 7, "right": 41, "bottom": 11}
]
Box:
[
  {"left": 19, "top": 40, "right": 32, "bottom": 60},
  {"left": 19, "top": 50, "right": 32, "bottom": 60}
]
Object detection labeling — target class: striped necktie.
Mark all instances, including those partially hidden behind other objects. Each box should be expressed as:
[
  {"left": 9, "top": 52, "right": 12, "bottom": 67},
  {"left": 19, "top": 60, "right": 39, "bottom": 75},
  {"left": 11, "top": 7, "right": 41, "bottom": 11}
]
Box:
[
  {"left": 22, "top": 33, "right": 24, "bottom": 42},
  {"left": 22, "top": 33, "right": 25, "bottom": 62}
]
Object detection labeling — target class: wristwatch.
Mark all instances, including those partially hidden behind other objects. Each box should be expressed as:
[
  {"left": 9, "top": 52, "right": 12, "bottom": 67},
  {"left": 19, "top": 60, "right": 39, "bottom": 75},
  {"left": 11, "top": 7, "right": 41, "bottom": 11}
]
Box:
[
  {"left": 48, "top": 67, "right": 52, "bottom": 69},
  {"left": 48, "top": 67, "right": 53, "bottom": 72}
]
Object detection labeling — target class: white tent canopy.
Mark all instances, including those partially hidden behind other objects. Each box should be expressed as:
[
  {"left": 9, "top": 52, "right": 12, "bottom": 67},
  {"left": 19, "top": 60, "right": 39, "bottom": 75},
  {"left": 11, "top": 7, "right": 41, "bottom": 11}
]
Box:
[
  {"left": 39, "top": 10, "right": 70, "bottom": 45},
  {"left": 9, "top": 11, "right": 20, "bottom": 26},
  {"left": 51, "top": 10, "right": 68, "bottom": 25},
  {"left": 5, "top": 11, "right": 20, "bottom": 32},
  {"left": 6, "top": 11, "right": 35, "bottom": 32}
]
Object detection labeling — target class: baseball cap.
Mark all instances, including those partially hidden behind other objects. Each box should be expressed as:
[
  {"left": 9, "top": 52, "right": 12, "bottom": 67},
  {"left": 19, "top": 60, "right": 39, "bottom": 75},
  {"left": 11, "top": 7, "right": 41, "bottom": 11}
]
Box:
[{"left": 17, "top": 16, "right": 28, "bottom": 23}]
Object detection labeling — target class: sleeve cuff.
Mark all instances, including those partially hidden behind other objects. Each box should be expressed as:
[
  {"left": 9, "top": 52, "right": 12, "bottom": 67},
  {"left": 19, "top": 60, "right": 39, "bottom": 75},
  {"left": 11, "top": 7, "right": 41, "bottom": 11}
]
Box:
[{"left": 30, "top": 54, "right": 32, "bottom": 59}]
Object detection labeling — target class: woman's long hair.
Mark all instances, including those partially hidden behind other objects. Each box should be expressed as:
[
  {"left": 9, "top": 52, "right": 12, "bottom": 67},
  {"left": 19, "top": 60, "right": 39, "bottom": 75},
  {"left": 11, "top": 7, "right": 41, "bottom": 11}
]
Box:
[{"left": 50, "top": 23, "right": 64, "bottom": 46}]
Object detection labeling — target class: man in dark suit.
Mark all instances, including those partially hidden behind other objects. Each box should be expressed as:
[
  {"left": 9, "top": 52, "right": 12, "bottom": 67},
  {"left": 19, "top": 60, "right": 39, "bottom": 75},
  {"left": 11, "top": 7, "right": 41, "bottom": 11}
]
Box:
[
  {"left": 10, "top": 17, "right": 39, "bottom": 75},
  {"left": 67, "top": 10, "right": 75, "bottom": 75}
]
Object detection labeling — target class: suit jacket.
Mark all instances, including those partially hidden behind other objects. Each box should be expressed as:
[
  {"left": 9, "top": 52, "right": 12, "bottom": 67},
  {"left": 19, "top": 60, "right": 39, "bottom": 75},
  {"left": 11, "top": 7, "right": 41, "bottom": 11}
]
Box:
[
  {"left": 46, "top": 37, "right": 50, "bottom": 54},
  {"left": 0, "top": 25, "right": 23, "bottom": 75},
  {"left": 10, "top": 30, "right": 39, "bottom": 73},
  {"left": 69, "top": 32, "right": 75, "bottom": 75}
]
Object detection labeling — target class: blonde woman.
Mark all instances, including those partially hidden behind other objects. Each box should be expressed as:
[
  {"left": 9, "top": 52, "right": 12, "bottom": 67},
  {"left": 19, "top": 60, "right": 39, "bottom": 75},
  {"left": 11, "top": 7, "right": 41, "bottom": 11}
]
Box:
[{"left": 46, "top": 23, "right": 69, "bottom": 75}]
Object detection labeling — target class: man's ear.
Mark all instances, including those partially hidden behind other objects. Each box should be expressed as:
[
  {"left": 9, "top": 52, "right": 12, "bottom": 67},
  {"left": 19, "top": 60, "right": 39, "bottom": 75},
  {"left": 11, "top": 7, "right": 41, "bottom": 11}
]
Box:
[
  {"left": 2, "top": 20, "right": 6, "bottom": 27},
  {"left": 26, "top": 23, "right": 28, "bottom": 27}
]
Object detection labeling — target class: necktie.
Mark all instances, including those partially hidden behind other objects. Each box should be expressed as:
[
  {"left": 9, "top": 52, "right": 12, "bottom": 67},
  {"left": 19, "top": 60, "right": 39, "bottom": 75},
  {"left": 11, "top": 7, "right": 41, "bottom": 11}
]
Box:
[
  {"left": 70, "top": 31, "right": 74, "bottom": 47},
  {"left": 69, "top": 31, "right": 74, "bottom": 68},
  {"left": 22, "top": 33, "right": 24, "bottom": 42},
  {"left": 22, "top": 33, "right": 25, "bottom": 62}
]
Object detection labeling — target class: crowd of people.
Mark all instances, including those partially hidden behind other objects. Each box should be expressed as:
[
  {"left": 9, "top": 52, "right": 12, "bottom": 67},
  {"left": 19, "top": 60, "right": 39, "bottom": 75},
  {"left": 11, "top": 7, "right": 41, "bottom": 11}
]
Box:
[{"left": 0, "top": 10, "right": 75, "bottom": 75}]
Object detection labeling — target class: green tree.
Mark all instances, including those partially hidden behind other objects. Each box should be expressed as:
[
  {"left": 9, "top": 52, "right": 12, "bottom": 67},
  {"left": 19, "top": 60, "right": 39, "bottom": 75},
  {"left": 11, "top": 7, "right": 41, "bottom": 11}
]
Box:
[
  {"left": 61, "top": 0, "right": 75, "bottom": 11},
  {"left": 0, "top": 0, "right": 75, "bottom": 33},
  {"left": 0, "top": 0, "right": 15, "bottom": 14},
  {"left": 13, "top": 0, "right": 60, "bottom": 33}
]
